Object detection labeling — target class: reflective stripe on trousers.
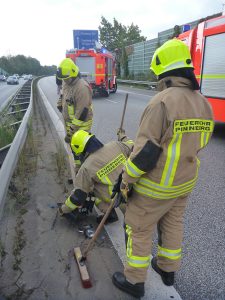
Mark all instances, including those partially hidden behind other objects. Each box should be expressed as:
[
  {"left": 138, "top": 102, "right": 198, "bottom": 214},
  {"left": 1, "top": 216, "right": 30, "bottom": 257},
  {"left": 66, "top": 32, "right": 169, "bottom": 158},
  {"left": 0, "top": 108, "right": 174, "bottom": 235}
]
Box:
[
  {"left": 157, "top": 245, "right": 182, "bottom": 260},
  {"left": 126, "top": 225, "right": 150, "bottom": 268}
]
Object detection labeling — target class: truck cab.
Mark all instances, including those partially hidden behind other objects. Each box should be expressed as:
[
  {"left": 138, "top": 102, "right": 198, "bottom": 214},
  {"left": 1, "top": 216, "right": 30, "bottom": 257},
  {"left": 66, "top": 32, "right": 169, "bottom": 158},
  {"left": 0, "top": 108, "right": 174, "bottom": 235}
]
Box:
[{"left": 66, "top": 48, "right": 117, "bottom": 97}]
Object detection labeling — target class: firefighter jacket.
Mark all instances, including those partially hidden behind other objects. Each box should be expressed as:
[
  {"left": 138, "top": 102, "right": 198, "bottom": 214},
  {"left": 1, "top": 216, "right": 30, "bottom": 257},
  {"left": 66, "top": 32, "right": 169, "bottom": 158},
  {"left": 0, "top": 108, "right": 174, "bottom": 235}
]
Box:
[
  {"left": 61, "top": 77, "right": 93, "bottom": 134},
  {"left": 123, "top": 76, "right": 214, "bottom": 200},
  {"left": 65, "top": 138, "right": 133, "bottom": 210}
]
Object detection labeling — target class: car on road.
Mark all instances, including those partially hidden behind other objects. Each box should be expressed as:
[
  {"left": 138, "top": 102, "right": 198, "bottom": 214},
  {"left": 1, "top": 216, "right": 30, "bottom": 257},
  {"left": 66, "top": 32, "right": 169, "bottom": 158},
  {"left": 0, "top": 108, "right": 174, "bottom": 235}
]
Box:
[
  {"left": 7, "top": 76, "right": 19, "bottom": 85},
  {"left": 0, "top": 75, "right": 6, "bottom": 81},
  {"left": 24, "top": 74, "right": 33, "bottom": 80}
]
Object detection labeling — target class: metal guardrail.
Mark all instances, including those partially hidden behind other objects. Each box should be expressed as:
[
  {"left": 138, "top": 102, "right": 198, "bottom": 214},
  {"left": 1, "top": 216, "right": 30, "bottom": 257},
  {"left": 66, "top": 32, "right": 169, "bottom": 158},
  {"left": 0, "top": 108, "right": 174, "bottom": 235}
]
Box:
[
  {"left": 117, "top": 79, "right": 157, "bottom": 89},
  {"left": 0, "top": 80, "right": 33, "bottom": 218}
]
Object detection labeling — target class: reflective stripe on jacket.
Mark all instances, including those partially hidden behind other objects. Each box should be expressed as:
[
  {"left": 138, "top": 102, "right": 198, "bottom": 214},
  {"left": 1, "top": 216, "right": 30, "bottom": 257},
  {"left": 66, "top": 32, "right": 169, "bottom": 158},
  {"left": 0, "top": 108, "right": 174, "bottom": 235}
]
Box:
[
  {"left": 74, "top": 139, "right": 133, "bottom": 203},
  {"left": 62, "top": 77, "right": 93, "bottom": 133}
]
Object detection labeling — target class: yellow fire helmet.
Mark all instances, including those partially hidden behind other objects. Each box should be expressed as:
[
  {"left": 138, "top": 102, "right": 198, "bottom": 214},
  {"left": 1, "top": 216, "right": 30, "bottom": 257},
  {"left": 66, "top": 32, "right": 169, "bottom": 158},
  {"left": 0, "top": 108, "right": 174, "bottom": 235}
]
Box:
[
  {"left": 70, "top": 130, "right": 94, "bottom": 155},
  {"left": 57, "top": 58, "right": 79, "bottom": 80},
  {"left": 150, "top": 39, "right": 193, "bottom": 76}
]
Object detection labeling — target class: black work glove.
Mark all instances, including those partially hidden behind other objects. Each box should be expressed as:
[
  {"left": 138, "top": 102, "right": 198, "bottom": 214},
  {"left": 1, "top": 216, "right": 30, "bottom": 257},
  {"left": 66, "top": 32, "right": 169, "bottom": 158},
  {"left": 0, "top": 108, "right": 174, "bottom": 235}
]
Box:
[
  {"left": 78, "top": 199, "right": 95, "bottom": 215},
  {"left": 114, "top": 192, "right": 126, "bottom": 208},
  {"left": 112, "top": 172, "right": 133, "bottom": 208},
  {"left": 111, "top": 172, "right": 123, "bottom": 199}
]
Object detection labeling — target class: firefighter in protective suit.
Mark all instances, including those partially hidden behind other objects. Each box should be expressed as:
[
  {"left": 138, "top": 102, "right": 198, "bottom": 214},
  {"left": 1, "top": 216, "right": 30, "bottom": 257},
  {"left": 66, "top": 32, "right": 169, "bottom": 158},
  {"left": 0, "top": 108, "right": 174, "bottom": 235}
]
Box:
[
  {"left": 59, "top": 129, "right": 133, "bottom": 224},
  {"left": 56, "top": 58, "right": 93, "bottom": 170},
  {"left": 112, "top": 39, "right": 214, "bottom": 298}
]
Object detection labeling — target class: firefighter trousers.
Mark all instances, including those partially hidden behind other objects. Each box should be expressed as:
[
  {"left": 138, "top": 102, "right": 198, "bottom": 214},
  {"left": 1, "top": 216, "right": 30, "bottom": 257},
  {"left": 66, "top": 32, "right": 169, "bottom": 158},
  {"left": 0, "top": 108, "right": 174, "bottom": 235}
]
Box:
[{"left": 124, "top": 190, "right": 188, "bottom": 284}]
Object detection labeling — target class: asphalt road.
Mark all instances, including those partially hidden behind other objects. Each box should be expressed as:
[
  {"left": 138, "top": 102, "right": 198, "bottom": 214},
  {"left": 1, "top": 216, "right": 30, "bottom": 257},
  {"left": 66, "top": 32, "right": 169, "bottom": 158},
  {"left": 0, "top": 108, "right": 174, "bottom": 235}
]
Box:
[
  {"left": 0, "top": 79, "right": 25, "bottom": 111},
  {"left": 39, "top": 76, "right": 225, "bottom": 300},
  {"left": 38, "top": 76, "right": 156, "bottom": 142}
]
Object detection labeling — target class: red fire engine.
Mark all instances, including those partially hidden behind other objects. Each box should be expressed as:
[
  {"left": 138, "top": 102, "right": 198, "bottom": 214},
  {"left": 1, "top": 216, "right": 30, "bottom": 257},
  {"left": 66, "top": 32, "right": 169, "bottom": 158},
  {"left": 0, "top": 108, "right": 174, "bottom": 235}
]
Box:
[
  {"left": 66, "top": 48, "right": 117, "bottom": 97},
  {"left": 178, "top": 14, "right": 225, "bottom": 123}
]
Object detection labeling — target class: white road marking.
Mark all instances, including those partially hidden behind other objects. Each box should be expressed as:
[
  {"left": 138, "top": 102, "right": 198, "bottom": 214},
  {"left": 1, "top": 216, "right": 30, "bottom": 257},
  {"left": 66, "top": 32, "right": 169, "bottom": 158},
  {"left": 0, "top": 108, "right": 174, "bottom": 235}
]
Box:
[
  {"left": 117, "top": 89, "right": 152, "bottom": 97},
  {"left": 106, "top": 99, "right": 118, "bottom": 103}
]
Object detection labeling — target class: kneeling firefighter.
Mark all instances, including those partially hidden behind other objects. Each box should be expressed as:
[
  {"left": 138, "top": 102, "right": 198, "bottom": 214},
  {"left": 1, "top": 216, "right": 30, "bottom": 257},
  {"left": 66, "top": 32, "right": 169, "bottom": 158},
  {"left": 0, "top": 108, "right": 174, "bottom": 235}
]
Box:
[
  {"left": 59, "top": 129, "right": 133, "bottom": 224},
  {"left": 112, "top": 39, "right": 214, "bottom": 298}
]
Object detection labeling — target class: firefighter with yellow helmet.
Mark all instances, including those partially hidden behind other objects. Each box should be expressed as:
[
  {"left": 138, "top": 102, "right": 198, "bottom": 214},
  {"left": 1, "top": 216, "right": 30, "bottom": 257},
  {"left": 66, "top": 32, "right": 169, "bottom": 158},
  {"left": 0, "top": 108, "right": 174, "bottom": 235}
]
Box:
[
  {"left": 57, "top": 58, "right": 93, "bottom": 169},
  {"left": 112, "top": 39, "right": 214, "bottom": 298},
  {"left": 58, "top": 129, "right": 133, "bottom": 224}
]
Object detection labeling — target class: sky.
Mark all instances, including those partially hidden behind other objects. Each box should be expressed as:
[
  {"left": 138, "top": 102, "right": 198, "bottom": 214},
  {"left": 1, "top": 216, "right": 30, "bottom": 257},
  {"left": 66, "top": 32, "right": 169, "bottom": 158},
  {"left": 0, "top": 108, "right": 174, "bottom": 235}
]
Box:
[{"left": 0, "top": 0, "right": 224, "bottom": 66}]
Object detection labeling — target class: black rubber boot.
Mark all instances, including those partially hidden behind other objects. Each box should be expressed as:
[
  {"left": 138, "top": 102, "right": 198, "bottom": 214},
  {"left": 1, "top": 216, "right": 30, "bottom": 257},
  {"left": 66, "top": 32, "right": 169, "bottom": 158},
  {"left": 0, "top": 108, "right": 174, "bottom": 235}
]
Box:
[
  {"left": 112, "top": 272, "right": 144, "bottom": 298},
  {"left": 151, "top": 257, "right": 175, "bottom": 286},
  {"left": 96, "top": 208, "right": 118, "bottom": 225}
]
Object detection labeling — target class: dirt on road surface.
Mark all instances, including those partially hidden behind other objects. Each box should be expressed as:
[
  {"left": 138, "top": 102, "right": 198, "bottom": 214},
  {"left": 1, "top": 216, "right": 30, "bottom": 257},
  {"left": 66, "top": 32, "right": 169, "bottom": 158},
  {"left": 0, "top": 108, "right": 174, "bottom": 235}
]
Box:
[{"left": 0, "top": 82, "right": 132, "bottom": 300}]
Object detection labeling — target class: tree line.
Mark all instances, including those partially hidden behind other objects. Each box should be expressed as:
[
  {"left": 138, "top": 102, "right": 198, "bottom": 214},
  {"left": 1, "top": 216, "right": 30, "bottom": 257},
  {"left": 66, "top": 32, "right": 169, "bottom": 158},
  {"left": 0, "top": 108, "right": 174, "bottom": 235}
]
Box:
[
  {"left": 1, "top": 14, "right": 220, "bottom": 80},
  {"left": 0, "top": 16, "right": 146, "bottom": 78},
  {"left": 99, "top": 16, "right": 146, "bottom": 77},
  {"left": 0, "top": 55, "right": 56, "bottom": 76}
]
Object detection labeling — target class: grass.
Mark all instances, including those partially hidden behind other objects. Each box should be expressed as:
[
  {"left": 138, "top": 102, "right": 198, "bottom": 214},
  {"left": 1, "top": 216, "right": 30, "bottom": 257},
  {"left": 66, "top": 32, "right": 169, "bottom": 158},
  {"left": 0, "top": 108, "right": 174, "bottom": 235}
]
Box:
[
  {"left": 5, "top": 121, "right": 35, "bottom": 269},
  {"left": 0, "top": 102, "right": 27, "bottom": 149},
  {"left": 15, "top": 118, "right": 37, "bottom": 180},
  {"left": 12, "top": 218, "right": 26, "bottom": 270},
  {"left": 54, "top": 142, "right": 66, "bottom": 179},
  {"left": 14, "top": 104, "right": 25, "bottom": 122},
  {"left": 0, "top": 124, "right": 17, "bottom": 148},
  {"left": 6, "top": 120, "right": 35, "bottom": 214}
]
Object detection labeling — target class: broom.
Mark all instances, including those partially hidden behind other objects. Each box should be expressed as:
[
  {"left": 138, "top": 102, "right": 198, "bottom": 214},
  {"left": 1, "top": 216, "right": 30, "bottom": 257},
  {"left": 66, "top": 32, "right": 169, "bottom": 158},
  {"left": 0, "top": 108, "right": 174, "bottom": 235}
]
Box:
[{"left": 74, "top": 196, "right": 116, "bottom": 288}]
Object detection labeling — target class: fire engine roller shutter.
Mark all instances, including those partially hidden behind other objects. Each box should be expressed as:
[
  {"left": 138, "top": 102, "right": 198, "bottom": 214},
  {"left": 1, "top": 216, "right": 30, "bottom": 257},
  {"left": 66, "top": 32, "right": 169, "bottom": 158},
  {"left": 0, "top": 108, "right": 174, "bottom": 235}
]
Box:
[
  {"left": 201, "top": 32, "right": 225, "bottom": 99},
  {"left": 76, "top": 57, "right": 95, "bottom": 83},
  {"left": 107, "top": 58, "right": 113, "bottom": 81}
]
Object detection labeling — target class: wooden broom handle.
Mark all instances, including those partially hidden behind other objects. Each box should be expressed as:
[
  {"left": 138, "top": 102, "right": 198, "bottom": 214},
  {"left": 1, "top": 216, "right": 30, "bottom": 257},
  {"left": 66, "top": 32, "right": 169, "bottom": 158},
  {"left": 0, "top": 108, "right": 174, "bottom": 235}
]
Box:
[
  {"left": 82, "top": 196, "right": 116, "bottom": 258},
  {"left": 119, "top": 93, "right": 128, "bottom": 131}
]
